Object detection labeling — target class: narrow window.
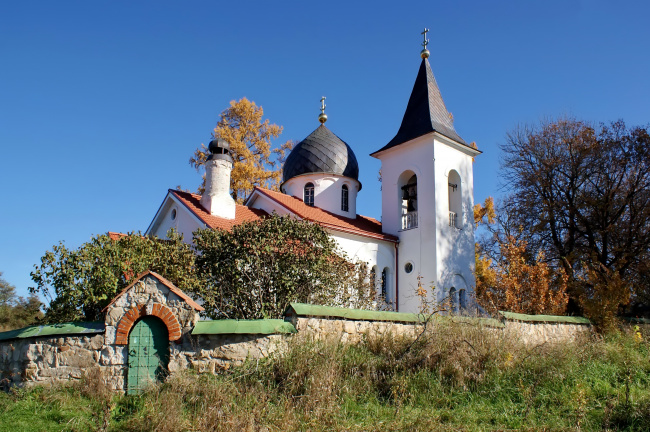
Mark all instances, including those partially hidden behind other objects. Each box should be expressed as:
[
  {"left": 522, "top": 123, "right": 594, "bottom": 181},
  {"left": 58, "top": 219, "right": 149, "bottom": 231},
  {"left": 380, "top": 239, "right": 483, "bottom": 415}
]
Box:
[
  {"left": 370, "top": 266, "right": 377, "bottom": 288},
  {"left": 381, "top": 267, "right": 388, "bottom": 301},
  {"left": 341, "top": 185, "right": 349, "bottom": 212},
  {"left": 448, "top": 170, "right": 462, "bottom": 228},
  {"left": 449, "top": 287, "right": 457, "bottom": 313},
  {"left": 304, "top": 182, "right": 314, "bottom": 206},
  {"left": 459, "top": 289, "right": 467, "bottom": 311}
]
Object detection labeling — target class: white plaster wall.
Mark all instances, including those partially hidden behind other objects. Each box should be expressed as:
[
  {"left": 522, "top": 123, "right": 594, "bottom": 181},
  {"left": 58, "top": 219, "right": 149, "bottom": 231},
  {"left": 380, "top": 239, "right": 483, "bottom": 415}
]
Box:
[
  {"left": 375, "top": 135, "right": 438, "bottom": 313},
  {"left": 282, "top": 174, "right": 360, "bottom": 218},
  {"left": 148, "top": 197, "right": 205, "bottom": 244},
  {"left": 433, "top": 135, "right": 477, "bottom": 309},
  {"left": 328, "top": 230, "right": 396, "bottom": 303}
]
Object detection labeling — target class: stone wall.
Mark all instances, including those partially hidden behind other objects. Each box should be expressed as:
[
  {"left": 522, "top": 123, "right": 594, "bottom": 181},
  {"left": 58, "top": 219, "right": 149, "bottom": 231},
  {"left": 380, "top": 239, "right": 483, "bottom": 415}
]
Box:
[
  {"left": 2, "top": 313, "right": 603, "bottom": 392},
  {"left": 170, "top": 334, "right": 287, "bottom": 374},
  {"left": 504, "top": 321, "right": 592, "bottom": 346},
  {"left": 294, "top": 317, "right": 421, "bottom": 343},
  {"left": 0, "top": 334, "right": 104, "bottom": 390}
]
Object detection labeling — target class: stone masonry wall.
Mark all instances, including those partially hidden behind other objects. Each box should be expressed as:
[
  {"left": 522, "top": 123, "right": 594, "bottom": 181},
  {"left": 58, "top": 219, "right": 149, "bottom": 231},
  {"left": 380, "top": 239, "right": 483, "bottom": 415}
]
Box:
[
  {"left": 170, "top": 334, "right": 287, "bottom": 374},
  {"left": 1, "top": 314, "right": 601, "bottom": 392},
  {"left": 294, "top": 317, "right": 422, "bottom": 343},
  {"left": 0, "top": 334, "right": 104, "bottom": 390},
  {"left": 504, "top": 321, "right": 592, "bottom": 346}
]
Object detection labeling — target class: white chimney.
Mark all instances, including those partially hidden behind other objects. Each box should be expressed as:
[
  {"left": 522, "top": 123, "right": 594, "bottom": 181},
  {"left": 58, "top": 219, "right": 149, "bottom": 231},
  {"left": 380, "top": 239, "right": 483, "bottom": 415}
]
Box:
[{"left": 200, "top": 138, "right": 236, "bottom": 219}]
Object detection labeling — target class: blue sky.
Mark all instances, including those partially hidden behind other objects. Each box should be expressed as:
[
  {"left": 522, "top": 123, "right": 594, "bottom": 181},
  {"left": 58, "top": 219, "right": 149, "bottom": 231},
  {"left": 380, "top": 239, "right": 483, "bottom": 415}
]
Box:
[{"left": 1, "top": 1, "right": 649, "bottom": 299}]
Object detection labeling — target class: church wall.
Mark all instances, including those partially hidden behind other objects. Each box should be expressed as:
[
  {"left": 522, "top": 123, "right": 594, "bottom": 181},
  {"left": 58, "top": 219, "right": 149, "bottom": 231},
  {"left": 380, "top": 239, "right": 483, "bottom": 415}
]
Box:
[
  {"left": 282, "top": 173, "right": 359, "bottom": 218},
  {"left": 148, "top": 196, "right": 205, "bottom": 244},
  {"left": 433, "top": 136, "right": 477, "bottom": 309},
  {"left": 327, "top": 230, "right": 396, "bottom": 304}
]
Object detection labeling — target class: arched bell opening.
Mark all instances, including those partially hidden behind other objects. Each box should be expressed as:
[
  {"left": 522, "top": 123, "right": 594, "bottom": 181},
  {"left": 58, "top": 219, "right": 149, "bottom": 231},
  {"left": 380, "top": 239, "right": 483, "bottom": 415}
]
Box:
[
  {"left": 397, "top": 171, "right": 418, "bottom": 230},
  {"left": 448, "top": 170, "right": 462, "bottom": 228}
]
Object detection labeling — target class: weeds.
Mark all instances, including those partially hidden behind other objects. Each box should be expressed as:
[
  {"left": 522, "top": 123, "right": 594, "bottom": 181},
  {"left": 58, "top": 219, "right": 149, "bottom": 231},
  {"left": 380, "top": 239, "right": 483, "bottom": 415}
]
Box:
[{"left": 1, "top": 324, "right": 649, "bottom": 431}]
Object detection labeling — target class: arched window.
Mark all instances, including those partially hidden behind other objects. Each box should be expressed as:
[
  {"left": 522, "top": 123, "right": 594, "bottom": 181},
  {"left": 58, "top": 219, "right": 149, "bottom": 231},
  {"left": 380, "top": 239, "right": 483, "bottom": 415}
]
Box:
[
  {"left": 304, "top": 182, "right": 314, "bottom": 206},
  {"left": 400, "top": 173, "right": 418, "bottom": 229},
  {"left": 448, "top": 170, "right": 462, "bottom": 228},
  {"left": 449, "top": 287, "right": 457, "bottom": 314},
  {"left": 381, "top": 267, "right": 389, "bottom": 301},
  {"left": 458, "top": 289, "right": 467, "bottom": 312},
  {"left": 341, "top": 184, "right": 349, "bottom": 212}
]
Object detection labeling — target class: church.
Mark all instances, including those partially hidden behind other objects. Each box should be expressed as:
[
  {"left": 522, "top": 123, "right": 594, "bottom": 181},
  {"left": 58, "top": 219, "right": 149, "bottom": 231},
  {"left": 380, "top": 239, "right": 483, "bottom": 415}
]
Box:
[{"left": 145, "top": 32, "right": 481, "bottom": 314}]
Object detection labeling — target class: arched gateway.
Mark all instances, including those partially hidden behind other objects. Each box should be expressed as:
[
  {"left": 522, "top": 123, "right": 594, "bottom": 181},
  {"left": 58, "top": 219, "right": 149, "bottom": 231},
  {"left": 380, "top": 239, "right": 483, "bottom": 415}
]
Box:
[{"left": 101, "top": 271, "right": 204, "bottom": 393}]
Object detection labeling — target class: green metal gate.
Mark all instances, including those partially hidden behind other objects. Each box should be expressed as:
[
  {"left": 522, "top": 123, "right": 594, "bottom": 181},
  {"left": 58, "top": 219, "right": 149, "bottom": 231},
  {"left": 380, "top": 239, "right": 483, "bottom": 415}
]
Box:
[{"left": 127, "top": 316, "right": 170, "bottom": 394}]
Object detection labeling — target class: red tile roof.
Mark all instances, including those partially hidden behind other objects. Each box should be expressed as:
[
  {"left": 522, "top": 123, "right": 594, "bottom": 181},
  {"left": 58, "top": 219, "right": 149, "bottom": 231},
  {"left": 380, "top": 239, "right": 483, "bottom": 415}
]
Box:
[
  {"left": 169, "top": 188, "right": 396, "bottom": 242},
  {"left": 170, "top": 189, "right": 267, "bottom": 231},
  {"left": 252, "top": 187, "right": 398, "bottom": 242},
  {"left": 108, "top": 232, "right": 128, "bottom": 241}
]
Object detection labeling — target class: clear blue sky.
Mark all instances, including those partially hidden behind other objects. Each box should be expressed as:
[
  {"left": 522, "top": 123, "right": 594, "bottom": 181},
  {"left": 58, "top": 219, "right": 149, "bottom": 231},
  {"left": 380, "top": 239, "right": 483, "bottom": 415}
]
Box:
[{"left": 1, "top": 1, "right": 649, "bottom": 299}]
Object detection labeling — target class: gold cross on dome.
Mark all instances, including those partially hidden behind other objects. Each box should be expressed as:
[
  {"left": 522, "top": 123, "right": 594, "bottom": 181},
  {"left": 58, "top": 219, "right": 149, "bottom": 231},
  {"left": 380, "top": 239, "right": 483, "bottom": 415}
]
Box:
[
  {"left": 421, "top": 28, "right": 429, "bottom": 49},
  {"left": 320, "top": 96, "right": 326, "bottom": 114}
]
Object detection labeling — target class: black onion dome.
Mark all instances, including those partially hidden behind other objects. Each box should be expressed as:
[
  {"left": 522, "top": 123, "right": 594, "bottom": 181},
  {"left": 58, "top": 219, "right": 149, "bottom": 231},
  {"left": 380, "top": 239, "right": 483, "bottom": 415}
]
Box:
[{"left": 282, "top": 124, "right": 360, "bottom": 184}]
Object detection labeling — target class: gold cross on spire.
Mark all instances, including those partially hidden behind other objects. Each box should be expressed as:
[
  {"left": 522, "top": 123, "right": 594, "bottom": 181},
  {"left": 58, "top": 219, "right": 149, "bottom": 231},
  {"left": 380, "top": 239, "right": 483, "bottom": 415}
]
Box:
[
  {"left": 420, "top": 28, "right": 430, "bottom": 59},
  {"left": 318, "top": 96, "right": 328, "bottom": 124}
]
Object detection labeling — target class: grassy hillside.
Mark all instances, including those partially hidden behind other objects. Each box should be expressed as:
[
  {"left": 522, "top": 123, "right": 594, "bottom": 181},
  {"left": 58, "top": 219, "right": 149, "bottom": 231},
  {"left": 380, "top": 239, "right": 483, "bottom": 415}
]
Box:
[{"left": 1, "top": 323, "right": 649, "bottom": 431}]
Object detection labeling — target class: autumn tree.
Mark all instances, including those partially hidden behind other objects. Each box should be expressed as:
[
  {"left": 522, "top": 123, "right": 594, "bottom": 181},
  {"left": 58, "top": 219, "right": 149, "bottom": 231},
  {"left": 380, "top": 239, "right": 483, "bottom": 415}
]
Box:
[
  {"left": 190, "top": 98, "right": 293, "bottom": 202},
  {"left": 0, "top": 272, "right": 42, "bottom": 331},
  {"left": 473, "top": 199, "right": 569, "bottom": 315},
  {"left": 30, "top": 232, "right": 200, "bottom": 323},
  {"left": 193, "top": 215, "right": 375, "bottom": 320},
  {"left": 500, "top": 118, "right": 650, "bottom": 327}
]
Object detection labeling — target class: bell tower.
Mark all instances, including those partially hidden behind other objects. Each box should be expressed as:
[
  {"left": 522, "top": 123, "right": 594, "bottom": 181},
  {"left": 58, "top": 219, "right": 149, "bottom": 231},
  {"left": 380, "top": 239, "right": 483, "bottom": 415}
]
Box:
[{"left": 371, "top": 29, "right": 481, "bottom": 314}]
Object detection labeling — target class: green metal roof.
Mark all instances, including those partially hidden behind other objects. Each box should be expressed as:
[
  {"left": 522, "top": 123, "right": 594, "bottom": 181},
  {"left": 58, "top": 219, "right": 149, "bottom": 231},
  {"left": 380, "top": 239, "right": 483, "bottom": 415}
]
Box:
[
  {"left": 0, "top": 322, "right": 105, "bottom": 341},
  {"left": 191, "top": 319, "right": 297, "bottom": 335},
  {"left": 286, "top": 303, "right": 425, "bottom": 323},
  {"left": 499, "top": 311, "right": 591, "bottom": 325},
  {"left": 447, "top": 316, "right": 505, "bottom": 328},
  {"left": 623, "top": 317, "right": 650, "bottom": 324}
]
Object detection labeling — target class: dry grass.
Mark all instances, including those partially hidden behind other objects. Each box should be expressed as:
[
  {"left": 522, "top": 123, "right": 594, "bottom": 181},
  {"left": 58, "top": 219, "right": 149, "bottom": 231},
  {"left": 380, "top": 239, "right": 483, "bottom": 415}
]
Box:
[{"left": 2, "top": 322, "right": 649, "bottom": 431}]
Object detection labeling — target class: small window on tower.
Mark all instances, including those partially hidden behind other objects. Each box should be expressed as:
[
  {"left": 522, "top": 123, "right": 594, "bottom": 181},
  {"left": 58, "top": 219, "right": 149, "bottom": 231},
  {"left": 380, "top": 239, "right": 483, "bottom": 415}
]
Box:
[
  {"left": 171, "top": 209, "right": 177, "bottom": 221},
  {"left": 304, "top": 182, "right": 315, "bottom": 206},
  {"left": 341, "top": 185, "right": 349, "bottom": 212}
]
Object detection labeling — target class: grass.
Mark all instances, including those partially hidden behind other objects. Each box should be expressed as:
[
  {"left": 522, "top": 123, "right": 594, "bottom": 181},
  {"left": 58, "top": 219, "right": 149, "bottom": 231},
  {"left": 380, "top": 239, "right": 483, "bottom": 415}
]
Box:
[{"left": 1, "top": 323, "right": 649, "bottom": 431}]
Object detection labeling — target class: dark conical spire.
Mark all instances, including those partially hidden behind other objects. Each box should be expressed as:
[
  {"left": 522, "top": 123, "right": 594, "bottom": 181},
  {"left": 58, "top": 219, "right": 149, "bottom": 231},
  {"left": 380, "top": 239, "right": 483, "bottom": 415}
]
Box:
[{"left": 372, "top": 58, "right": 466, "bottom": 155}]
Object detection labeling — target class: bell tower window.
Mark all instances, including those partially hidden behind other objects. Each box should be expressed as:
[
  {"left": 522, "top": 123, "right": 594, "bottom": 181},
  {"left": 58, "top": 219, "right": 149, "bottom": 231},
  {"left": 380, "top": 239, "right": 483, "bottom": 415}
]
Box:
[
  {"left": 448, "top": 170, "right": 462, "bottom": 228},
  {"left": 304, "top": 183, "right": 315, "bottom": 206},
  {"left": 341, "top": 185, "right": 349, "bottom": 212},
  {"left": 400, "top": 174, "right": 418, "bottom": 230}
]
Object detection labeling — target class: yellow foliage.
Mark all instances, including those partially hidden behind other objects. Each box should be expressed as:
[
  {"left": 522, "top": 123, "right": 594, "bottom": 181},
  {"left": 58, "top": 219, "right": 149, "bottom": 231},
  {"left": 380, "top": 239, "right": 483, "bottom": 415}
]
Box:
[
  {"left": 473, "top": 196, "right": 495, "bottom": 227},
  {"left": 576, "top": 262, "right": 631, "bottom": 331},
  {"left": 190, "top": 98, "right": 293, "bottom": 202},
  {"left": 476, "top": 236, "right": 569, "bottom": 315}
]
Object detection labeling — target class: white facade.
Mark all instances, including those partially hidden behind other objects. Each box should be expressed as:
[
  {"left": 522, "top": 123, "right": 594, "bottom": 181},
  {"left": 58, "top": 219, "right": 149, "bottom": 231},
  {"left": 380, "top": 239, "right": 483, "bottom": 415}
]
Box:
[
  {"left": 373, "top": 132, "right": 478, "bottom": 313},
  {"left": 282, "top": 174, "right": 360, "bottom": 218},
  {"left": 146, "top": 194, "right": 205, "bottom": 241}
]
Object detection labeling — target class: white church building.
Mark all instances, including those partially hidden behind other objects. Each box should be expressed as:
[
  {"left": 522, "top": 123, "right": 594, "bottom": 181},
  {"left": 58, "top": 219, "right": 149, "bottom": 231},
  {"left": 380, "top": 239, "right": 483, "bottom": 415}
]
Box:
[{"left": 146, "top": 38, "right": 481, "bottom": 314}]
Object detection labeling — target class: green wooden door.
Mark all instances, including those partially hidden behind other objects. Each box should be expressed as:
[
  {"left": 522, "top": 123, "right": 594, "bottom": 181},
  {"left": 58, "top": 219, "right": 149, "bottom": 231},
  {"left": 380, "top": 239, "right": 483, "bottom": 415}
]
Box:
[{"left": 127, "top": 316, "right": 170, "bottom": 394}]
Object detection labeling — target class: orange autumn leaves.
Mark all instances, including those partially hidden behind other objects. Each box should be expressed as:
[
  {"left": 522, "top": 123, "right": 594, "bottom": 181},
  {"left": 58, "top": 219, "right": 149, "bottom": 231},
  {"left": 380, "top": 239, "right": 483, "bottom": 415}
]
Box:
[{"left": 474, "top": 198, "right": 569, "bottom": 315}]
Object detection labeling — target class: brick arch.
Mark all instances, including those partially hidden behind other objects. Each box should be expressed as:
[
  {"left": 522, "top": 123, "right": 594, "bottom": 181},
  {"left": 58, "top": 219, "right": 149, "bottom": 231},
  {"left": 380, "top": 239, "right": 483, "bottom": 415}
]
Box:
[{"left": 115, "top": 303, "right": 182, "bottom": 345}]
